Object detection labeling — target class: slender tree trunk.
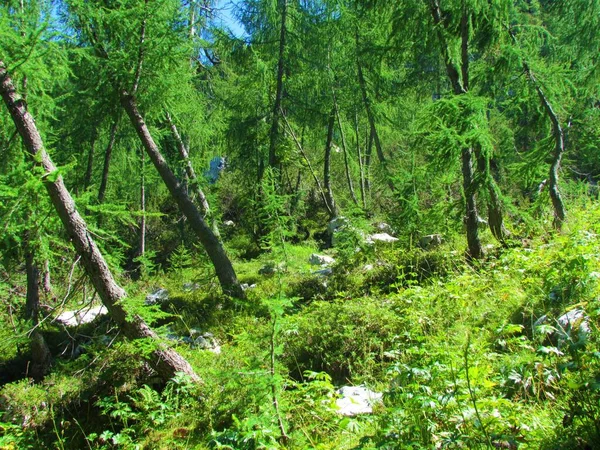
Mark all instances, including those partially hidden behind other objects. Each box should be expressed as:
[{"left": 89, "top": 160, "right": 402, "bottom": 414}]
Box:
[
  {"left": 365, "top": 129, "right": 373, "bottom": 195},
  {"left": 139, "top": 147, "right": 146, "bottom": 257},
  {"left": 354, "top": 111, "right": 367, "bottom": 209},
  {"left": 524, "top": 63, "right": 566, "bottom": 228},
  {"left": 97, "top": 118, "right": 119, "bottom": 204},
  {"left": 430, "top": 0, "right": 483, "bottom": 258},
  {"left": 120, "top": 92, "right": 244, "bottom": 298},
  {"left": 333, "top": 93, "right": 359, "bottom": 207},
  {"left": 323, "top": 108, "right": 338, "bottom": 220},
  {"left": 0, "top": 62, "right": 200, "bottom": 382},
  {"left": 84, "top": 135, "right": 96, "bottom": 190},
  {"left": 268, "top": 0, "right": 287, "bottom": 171},
  {"left": 42, "top": 259, "right": 52, "bottom": 299},
  {"left": 166, "top": 112, "right": 221, "bottom": 238}
]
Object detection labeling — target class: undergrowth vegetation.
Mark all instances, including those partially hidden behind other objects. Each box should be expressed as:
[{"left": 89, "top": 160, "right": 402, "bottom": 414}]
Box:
[{"left": 2, "top": 202, "right": 600, "bottom": 449}]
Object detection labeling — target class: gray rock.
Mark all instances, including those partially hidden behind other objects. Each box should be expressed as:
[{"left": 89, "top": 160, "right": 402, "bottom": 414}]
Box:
[
  {"left": 369, "top": 233, "right": 399, "bottom": 243},
  {"left": 145, "top": 288, "right": 169, "bottom": 305},
  {"left": 328, "top": 216, "right": 350, "bottom": 235},
  {"left": 192, "top": 332, "right": 221, "bottom": 354},
  {"left": 55, "top": 305, "right": 108, "bottom": 327},
  {"left": 313, "top": 267, "right": 333, "bottom": 277},
  {"left": 241, "top": 283, "right": 257, "bottom": 291},
  {"left": 374, "top": 222, "right": 394, "bottom": 234},
  {"left": 363, "top": 264, "right": 374, "bottom": 272},
  {"left": 223, "top": 220, "right": 235, "bottom": 227},
  {"left": 309, "top": 253, "right": 335, "bottom": 266},
  {"left": 419, "top": 234, "right": 443, "bottom": 249},
  {"left": 335, "top": 386, "right": 383, "bottom": 416}
]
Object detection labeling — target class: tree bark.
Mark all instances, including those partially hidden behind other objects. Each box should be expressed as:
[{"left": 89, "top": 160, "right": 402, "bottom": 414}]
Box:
[
  {"left": 323, "top": 108, "right": 338, "bottom": 220},
  {"left": 0, "top": 61, "right": 200, "bottom": 383},
  {"left": 475, "top": 147, "right": 508, "bottom": 244},
  {"left": 24, "top": 237, "right": 52, "bottom": 380},
  {"left": 268, "top": 0, "right": 287, "bottom": 171},
  {"left": 120, "top": 91, "right": 244, "bottom": 298}
]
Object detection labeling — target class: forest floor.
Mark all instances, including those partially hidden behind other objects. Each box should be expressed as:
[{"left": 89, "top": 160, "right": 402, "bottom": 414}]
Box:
[{"left": 2, "top": 202, "right": 600, "bottom": 449}]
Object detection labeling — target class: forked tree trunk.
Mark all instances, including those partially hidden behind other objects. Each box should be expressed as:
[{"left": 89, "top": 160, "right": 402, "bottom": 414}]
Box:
[
  {"left": 120, "top": 92, "right": 244, "bottom": 298},
  {"left": 0, "top": 61, "right": 199, "bottom": 382}
]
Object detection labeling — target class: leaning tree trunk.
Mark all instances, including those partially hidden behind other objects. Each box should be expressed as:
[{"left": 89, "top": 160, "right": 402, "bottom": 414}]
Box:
[
  {"left": 120, "top": 92, "right": 244, "bottom": 298},
  {"left": 0, "top": 61, "right": 199, "bottom": 383},
  {"left": 525, "top": 63, "right": 566, "bottom": 229}
]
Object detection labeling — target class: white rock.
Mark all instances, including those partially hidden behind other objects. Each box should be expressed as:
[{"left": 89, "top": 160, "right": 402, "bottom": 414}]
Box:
[
  {"left": 145, "top": 288, "right": 169, "bottom": 305},
  {"left": 369, "top": 233, "right": 399, "bottom": 243},
  {"left": 309, "top": 253, "right": 335, "bottom": 266},
  {"left": 363, "top": 264, "right": 374, "bottom": 271},
  {"left": 419, "top": 234, "right": 443, "bottom": 249},
  {"left": 336, "top": 386, "right": 383, "bottom": 416},
  {"left": 223, "top": 220, "right": 235, "bottom": 227},
  {"left": 55, "top": 305, "right": 108, "bottom": 327},
  {"left": 241, "top": 283, "right": 256, "bottom": 291}
]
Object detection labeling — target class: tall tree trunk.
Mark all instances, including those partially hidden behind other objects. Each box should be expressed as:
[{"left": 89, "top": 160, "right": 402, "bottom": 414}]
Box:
[
  {"left": 333, "top": 92, "right": 359, "bottom": 207},
  {"left": 354, "top": 111, "right": 367, "bottom": 210},
  {"left": 97, "top": 117, "right": 119, "bottom": 204},
  {"left": 323, "top": 108, "right": 338, "bottom": 220},
  {"left": 139, "top": 147, "right": 146, "bottom": 258},
  {"left": 365, "top": 129, "right": 373, "bottom": 195},
  {"left": 430, "top": 0, "right": 483, "bottom": 259},
  {"left": 0, "top": 61, "right": 200, "bottom": 382},
  {"left": 120, "top": 92, "right": 244, "bottom": 298},
  {"left": 267, "top": 0, "right": 287, "bottom": 172},
  {"left": 84, "top": 135, "right": 96, "bottom": 190},
  {"left": 166, "top": 111, "right": 221, "bottom": 238}
]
